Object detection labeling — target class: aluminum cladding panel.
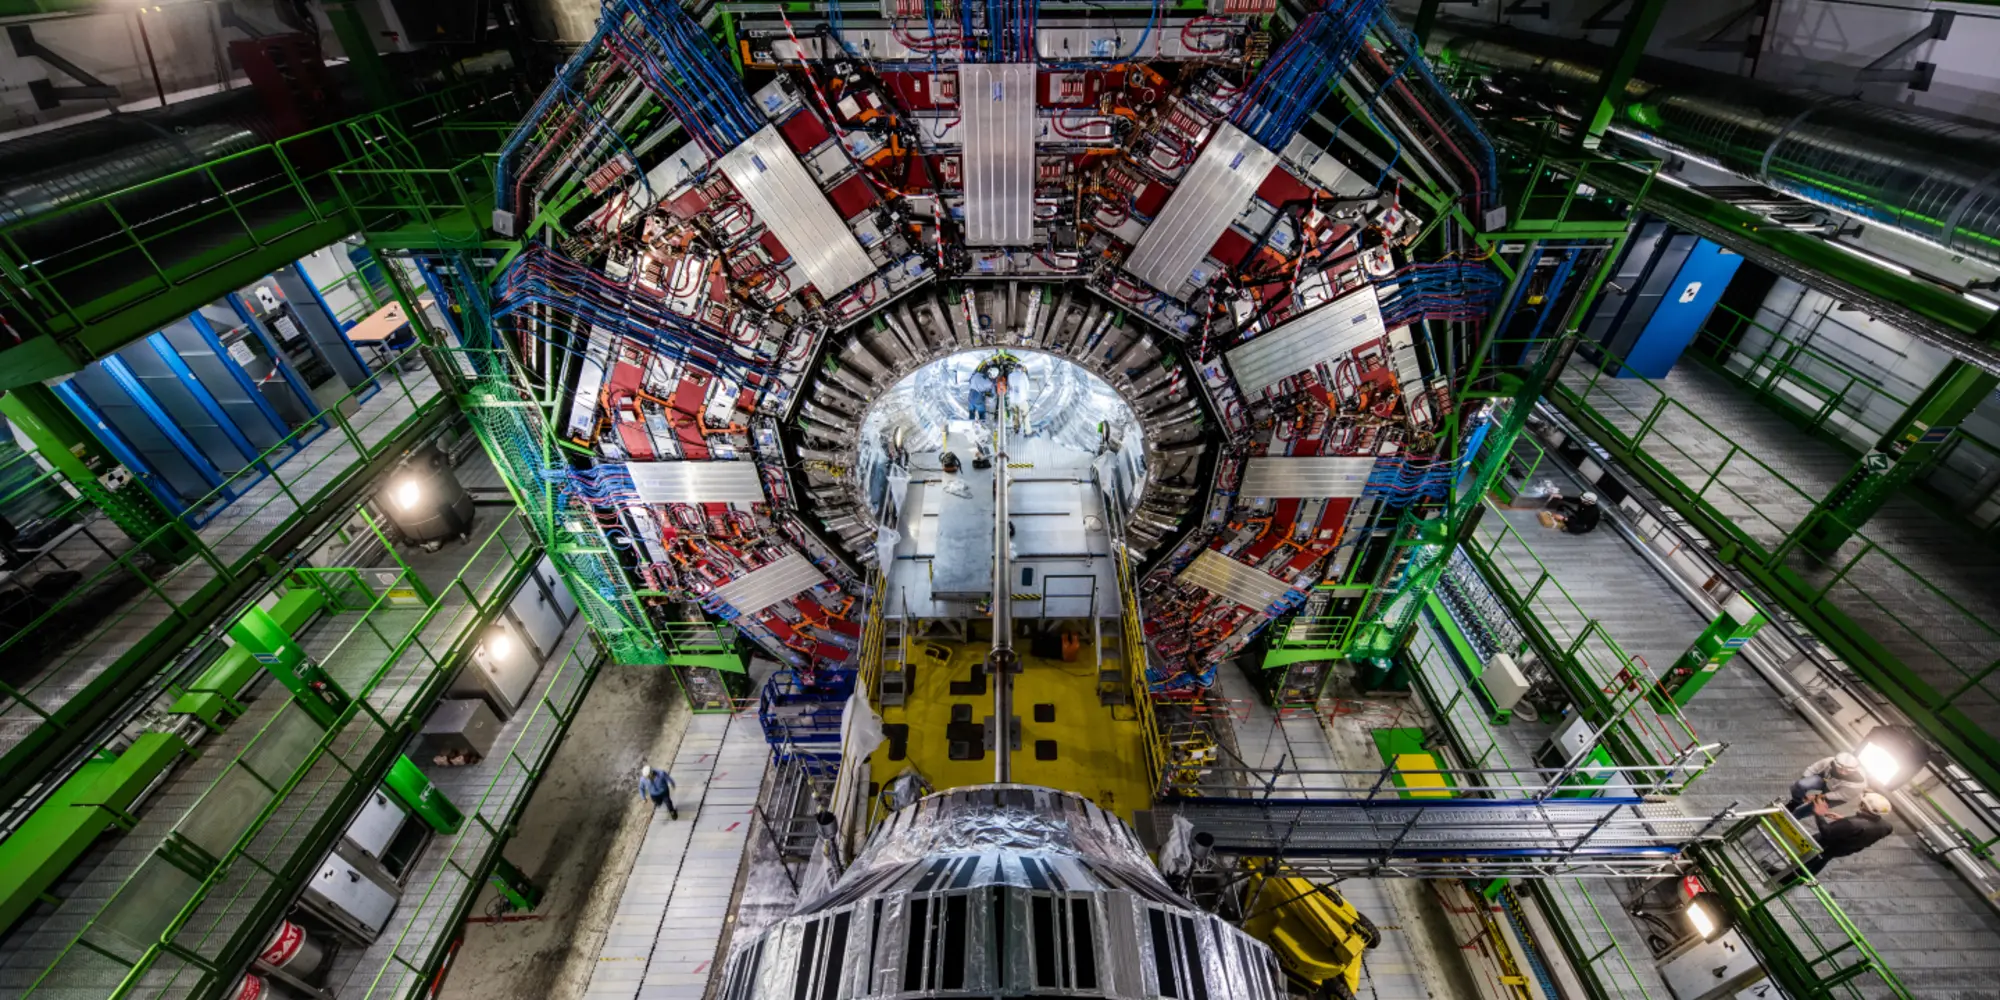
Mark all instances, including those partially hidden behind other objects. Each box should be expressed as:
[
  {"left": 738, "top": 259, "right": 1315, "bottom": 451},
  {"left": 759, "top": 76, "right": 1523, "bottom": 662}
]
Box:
[
  {"left": 1179, "top": 549, "right": 1292, "bottom": 613},
  {"left": 710, "top": 551, "right": 828, "bottom": 616},
  {"left": 1241, "top": 457, "right": 1375, "bottom": 499},
  {"left": 1226, "top": 286, "right": 1387, "bottom": 397},
  {"left": 1124, "top": 123, "right": 1279, "bottom": 298},
  {"left": 960, "top": 64, "right": 1036, "bottom": 247},
  {"left": 628, "top": 462, "right": 767, "bottom": 504},
  {"left": 717, "top": 126, "right": 876, "bottom": 296}
]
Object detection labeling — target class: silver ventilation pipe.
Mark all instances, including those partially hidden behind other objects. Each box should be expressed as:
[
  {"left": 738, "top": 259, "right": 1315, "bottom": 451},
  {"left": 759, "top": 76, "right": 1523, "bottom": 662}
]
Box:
[
  {"left": 0, "top": 122, "right": 262, "bottom": 228},
  {"left": 1436, "top": 25, "right": 2000, "bottom": 267}
]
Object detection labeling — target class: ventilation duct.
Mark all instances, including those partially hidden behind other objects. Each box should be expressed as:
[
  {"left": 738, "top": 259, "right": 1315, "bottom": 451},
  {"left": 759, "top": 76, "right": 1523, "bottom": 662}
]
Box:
[{"left": 1437, "top": 25, "right": 2000, "bottom": 268}]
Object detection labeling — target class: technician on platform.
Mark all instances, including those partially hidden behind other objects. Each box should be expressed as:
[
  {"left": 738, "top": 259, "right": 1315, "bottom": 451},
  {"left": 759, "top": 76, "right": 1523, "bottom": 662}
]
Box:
[
  {"left": 1787, "top": 752, "right": 1869, "bottom": 818},
  {"left": 967, "top": 368, "right": 994, "bottom": 421},
  {"left": 1550, "top": 492, "right": 1602, "bottom": 535},
  {"left": 1798, "top": 792, "right": 1894, "bottom": 879}
]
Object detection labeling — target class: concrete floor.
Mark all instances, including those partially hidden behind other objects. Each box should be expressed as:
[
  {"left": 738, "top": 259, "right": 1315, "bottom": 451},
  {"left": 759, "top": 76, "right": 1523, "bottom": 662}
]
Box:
[{"left": 437, "top": 662, "right": 691, "bottom": 1000}]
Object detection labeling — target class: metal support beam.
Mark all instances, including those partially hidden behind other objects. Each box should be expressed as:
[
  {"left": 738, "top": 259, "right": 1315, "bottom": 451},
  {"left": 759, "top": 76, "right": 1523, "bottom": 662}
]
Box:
[
  {"left": 1502, "top": 0, "right": 1551, "bottom": 19},
  {"left": 1582, "top": 0, "right": 1630, "bottom": 32},
  {"left": 1579, "top": 0, "right": 1668, "bottom": 150},
  {"left": 1855, "top": 10, "right": 1953, "bottom": 92},
  {"left": 1792, "top": 355, "right": 2000, "bottom": 555},
  {"left": 0, "top": 383, "right": 185, "bottom": 556},
  {"left": 7, "top": 25, "right": 118, "bottom": 109},
  {"left": 322, "top": 0, "right": 396, "bottom": 108},
  {"left": 1696, "top": 1, "right": 1769, "bottom": 54}
]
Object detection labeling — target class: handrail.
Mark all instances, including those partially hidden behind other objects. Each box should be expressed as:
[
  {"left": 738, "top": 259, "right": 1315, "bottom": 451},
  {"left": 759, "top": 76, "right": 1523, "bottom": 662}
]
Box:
[{"left": 21, "top": 512, "right": 542, "bottom": 1000}]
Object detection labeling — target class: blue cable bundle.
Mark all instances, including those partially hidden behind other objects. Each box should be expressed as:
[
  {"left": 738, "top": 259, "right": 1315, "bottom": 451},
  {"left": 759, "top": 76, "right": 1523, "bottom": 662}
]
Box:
[
  {"left": 1228, "top": 0, "right": 1382, "bottom": 150},
  {"left": 1375, "top": 260, "right": 1505, "bottom": 328},
  {"left": 1371, "top": 8, "right": 1499, "bottom": 213},
  {"left": 612, "top": 0, "right": 764, "bottom": 156}
]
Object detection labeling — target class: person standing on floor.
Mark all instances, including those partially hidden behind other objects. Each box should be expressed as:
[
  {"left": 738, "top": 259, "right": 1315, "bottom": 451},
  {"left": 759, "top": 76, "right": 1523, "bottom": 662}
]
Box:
[
  {"left": 639, "top": 765, "right": 677, "bottom": 820},
  {"left": 1787, "top": 752, "right": 1869, "bottom": 818}
]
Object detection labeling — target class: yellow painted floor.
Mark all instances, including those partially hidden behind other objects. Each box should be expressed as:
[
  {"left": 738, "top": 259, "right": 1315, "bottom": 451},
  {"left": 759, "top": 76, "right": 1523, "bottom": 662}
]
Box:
[{"left": 869, "top": 638, "right": 1156, "bottom": 825}]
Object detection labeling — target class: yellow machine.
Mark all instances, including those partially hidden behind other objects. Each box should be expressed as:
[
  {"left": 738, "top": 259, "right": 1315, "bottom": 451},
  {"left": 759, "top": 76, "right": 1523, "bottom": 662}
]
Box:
[{"left": 1241, "top": 871, "right": 1380, "bottom": 1000}]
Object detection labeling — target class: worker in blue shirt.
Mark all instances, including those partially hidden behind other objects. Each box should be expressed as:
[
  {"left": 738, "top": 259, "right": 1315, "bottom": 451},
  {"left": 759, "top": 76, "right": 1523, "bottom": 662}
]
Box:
[
  {"left": 639, "top": 765, "right": 677, "bottom": 820},
  {"left": 967, "top": 368, "right": 994, "bottom": 421}
]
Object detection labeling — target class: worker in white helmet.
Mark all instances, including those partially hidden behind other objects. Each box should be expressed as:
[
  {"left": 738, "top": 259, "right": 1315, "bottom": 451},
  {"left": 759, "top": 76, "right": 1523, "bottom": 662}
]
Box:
[
  {"left": 639, "top": 764, "right": 678, "bottom": 821},
  {"left": 1787, "top": 751, "right": 1868, "bottom": 818},
  {"left": 1794, "top": 792, "right": 1894, "bottom": 880},
  {"left": 1550, "top": 491, "right": 1602, "bottom": 535}
]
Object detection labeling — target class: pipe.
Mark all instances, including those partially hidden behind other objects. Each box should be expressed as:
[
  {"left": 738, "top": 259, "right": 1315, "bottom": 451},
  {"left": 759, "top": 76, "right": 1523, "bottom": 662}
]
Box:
[
  {"left": 0, "top": 121, "right": 262, "bottom": 227},
  {"left": 990, "top": 368, "right": 1015, "bottom": 784},
  {"left": 1436, "top": 24, "right": 2000, "bottom": 267}
]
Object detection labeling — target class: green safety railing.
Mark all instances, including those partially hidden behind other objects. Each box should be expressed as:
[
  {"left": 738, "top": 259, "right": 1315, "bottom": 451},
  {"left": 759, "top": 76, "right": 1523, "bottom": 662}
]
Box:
[
  {"left": 1692, "top": 303, "right": 1919, "bottom": 446},
  {"left": 345, "top": 635, "right": 604, "bottom": 1000},
  {"left": 0, "top": 77, "right": 523, "bottom": 347},
  {"left": 1697, "top": 813, "right": 1913, "bottom": 1000},
  {"left": 333, "top": 151, "right": 508, "bottom": 247},
  {"left": 1462, "top": 495, "right": 1714, "bottom": 777},
  {"left": 20, "top": 509, "right": 540, "bottom": 1000},
  {"left": 0, "top": 350, "right": 450, "bottom": 797},
  {"left": 1552, "top": 346, "right": 2000, "bottom": 785}
]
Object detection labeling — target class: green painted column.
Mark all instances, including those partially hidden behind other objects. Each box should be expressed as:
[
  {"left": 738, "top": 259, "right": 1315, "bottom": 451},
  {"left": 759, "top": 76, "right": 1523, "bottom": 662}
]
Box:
[
  {"left": 1794, "top": 359, "right": 1999, "bottom": 555},
  {"left": 1649, "top": 594, "right": 1766, "bottom": 710},
  {"left": 0, "top": 384, "right": 188, "bottom": 557},
  {"left": 384, "top": 755, "right": 464, "bottom": 833},
  {"left": 1579, "top": 0, "right": 1668, "bottom": 150},
  {"left": 230, "top": 605, "right": 351, "bottom": 726},
  {"left": 323, "top": 1, "right": 397, "bottom": 109}
]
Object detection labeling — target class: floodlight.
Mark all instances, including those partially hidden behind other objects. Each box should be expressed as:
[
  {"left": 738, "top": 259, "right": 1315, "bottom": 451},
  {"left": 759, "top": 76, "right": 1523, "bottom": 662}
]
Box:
[
  {"left": 1855, "top": 725, "right": 1929, "bottom": 792},
  {"left": 392, "top": 478, "right": 423, "bottom": 511},
  {"left": 1684, "top": 892, "right": 1729, "bottom": 941},
  {"left": 486, "top": 629, "right": 514, "bottom": 660}
]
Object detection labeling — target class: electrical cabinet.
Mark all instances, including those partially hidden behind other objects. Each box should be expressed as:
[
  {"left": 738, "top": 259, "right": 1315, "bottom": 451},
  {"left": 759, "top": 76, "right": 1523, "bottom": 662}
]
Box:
[{"left": 302, "top": 853, "right": 398, "bottom": 940}]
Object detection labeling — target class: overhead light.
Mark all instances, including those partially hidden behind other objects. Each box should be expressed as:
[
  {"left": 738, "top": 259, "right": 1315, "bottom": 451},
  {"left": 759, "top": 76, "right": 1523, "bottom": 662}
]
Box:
[
  {"left": 1855, "top": 725, "right": 1930, "bottom": 791},
  {"left": 1965, "top": 291, "right": 2000, "bottom": 311},
  {"left": 1825, "top": 240, "right": 1913, "bottom": 277},
  {"left": 392, "top": 478, "right": 424, "bottom": 511},
  {"left": 1684, "top": 892, "right": 1729, "bottom": 941},
  {"left": 487, "top": 628, "right": 515, "bottom": 660},
  {"left": 1655, "top": 173, "right": 1694, "bottom": 190},
  {"left": 1604, "top": 127, "right": 1732, "bottom": 174}
]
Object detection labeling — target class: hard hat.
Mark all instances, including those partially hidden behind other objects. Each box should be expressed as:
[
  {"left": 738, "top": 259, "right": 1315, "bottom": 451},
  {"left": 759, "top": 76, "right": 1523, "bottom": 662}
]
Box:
[
  {"left": 1581, "top": 492, "right": 1598, "bottom": 504},
  {"left": 640, "top": 765, "right": 653, "bottom": 778},
  {"left": 1834, "top": 752, "right": 1860, "bottom": 774},
  {"left": 1858, "top": 792, "right": 1892, "bottom": 816}
]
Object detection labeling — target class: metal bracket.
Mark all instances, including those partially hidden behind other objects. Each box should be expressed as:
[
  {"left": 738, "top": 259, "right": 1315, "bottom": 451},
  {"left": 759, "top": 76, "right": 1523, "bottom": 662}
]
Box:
[
  {"left": 1696, "top": 1, "right": 1769, "bottom": 54},
  {"left": 7, "top": 25, "right": 119, "bottom": 109},
  {"left": 1503, "top": 0, "right": 1552, "bottom": 18},
  {"left": 1855, "top": 10, "right": 1953, "bottom": 92},
  {"left": 1583, "top": 0, "right": 1631, "bottom": 31}
]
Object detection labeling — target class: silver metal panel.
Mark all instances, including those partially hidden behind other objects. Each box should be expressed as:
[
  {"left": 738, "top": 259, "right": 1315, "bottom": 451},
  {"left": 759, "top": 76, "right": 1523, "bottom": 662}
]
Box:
[
  {"left": 628, "top": 461, "right": 767, "bottom": 504},
  {"left": 711, "top": 551, "right": 828, "bottom": 616},
  {"left": 717, "top": 126, "right": 876, "bottom": 296},
  {"left": 1240, "top": 457, "right": 1376, "bottom": 499},
  {"left": 343, "top": 791, "right": 407, "bottom": 861},
  {"left": 1124, "top": 123, "right": 1278, "bottom": 297},
  {"left": 1225, "top": 286, "right": 1388, "bottom": 397},
  {"left": 306, "top": 854, "right": 398, "bottom": 935},
  {"left": 1178, "top": 549, "right": 1292, "bottom": 612},
  {"left": 960, "top": 64, "right": 1036, "bottom": 247}
]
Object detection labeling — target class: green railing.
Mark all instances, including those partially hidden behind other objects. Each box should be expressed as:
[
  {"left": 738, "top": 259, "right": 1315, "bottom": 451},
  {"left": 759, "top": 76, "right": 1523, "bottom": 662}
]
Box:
[
  {"left": 1698, "top": 813, "right": 1913, "bottom": 1000},
  {"left": 1528, "top": 877, "right": 1666, "bottom": 1000},
  {"left": 345, "top": 635, "right": 603, "bottom": 1000},
  {"left": 1553, "top": 347, "right": 2000, "bottom": 786},
  {"left": 333, "top": 151, "right": 507, "bottom": 246},
  {"left": 1462, "top": 497, "right": 1713, "bottom": 778},
  {"left": 1692, "top": 303, "right": 1918, "bottom": 447},
  {"left": 20, "top": 510, "right": 540, "bottom": 1000},
  {"left": 0, "top": 351, "right": 446, "bottom": 780},
  {"left": 0, "top": 77, "right": 522, "bottom": 345}
]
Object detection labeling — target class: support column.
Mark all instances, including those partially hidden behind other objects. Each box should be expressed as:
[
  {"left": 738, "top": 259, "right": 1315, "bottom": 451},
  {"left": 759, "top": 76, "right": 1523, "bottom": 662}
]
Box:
[
  {"left": 1579, "top": 0, "right": 1668, "bottom": 149},
  {"left": 1794, "top": 359, "right": 1999, "bottom": 554},
  {"left": 230, "top": 605, "right": 351, "bottom": 726},
  {"left": 322, "top": 1, "right": 396, "bottom": 109},
  {"left": 1649, "top": 593, "right": 1766, "bottom": 710},
  {"left": 385, "top": 755, "right": 465, "bottom": 833},
  {"left": 0, "top": 383, "right": 189, "bottom": 557}
]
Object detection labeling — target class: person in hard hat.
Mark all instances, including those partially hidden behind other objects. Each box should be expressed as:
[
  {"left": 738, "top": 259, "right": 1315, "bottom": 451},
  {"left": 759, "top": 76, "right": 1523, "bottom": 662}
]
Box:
[
  {"left": 1787, "top": 752, "right": 1869, "bottom": 818},
  {"left": 1550, "top": 491, "right": 1602, "bottom": 535},
  {"left": 966, "top": 367, "right": 994, "bottom": 421},
  {"left": 1797, "top": 792, "right": 1894, "bottom": 879},
  {"left": 639, "top": 765, "right": 678, "bottom": 820}
]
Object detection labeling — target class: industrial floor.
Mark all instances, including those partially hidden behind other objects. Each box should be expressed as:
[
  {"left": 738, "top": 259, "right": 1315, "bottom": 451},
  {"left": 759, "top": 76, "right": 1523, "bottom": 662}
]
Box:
[
  {"left": 1558, "top": 359, "right": 2000, "bottom": 746},
  {"left": 0, "top": 366, "right": 441, "bottom": 757},
  {"left": 1495, "top": 444, "right": 2000, "bottom": 996},
  {"left": 867, "top": 636, "right": 1155, "bottom": 826}
]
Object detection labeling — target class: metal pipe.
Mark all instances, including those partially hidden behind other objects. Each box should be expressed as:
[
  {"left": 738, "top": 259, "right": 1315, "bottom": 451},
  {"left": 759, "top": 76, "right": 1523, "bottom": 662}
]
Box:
[
  {"left": 990, "top": 368, "right": 1015, "bottom": 784},
  {"left": 0, "top": 121, "right": 261, "bottom": 227},
  {"left": 1436, "top": 24, "right": 2000, "bottom": 267}
]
